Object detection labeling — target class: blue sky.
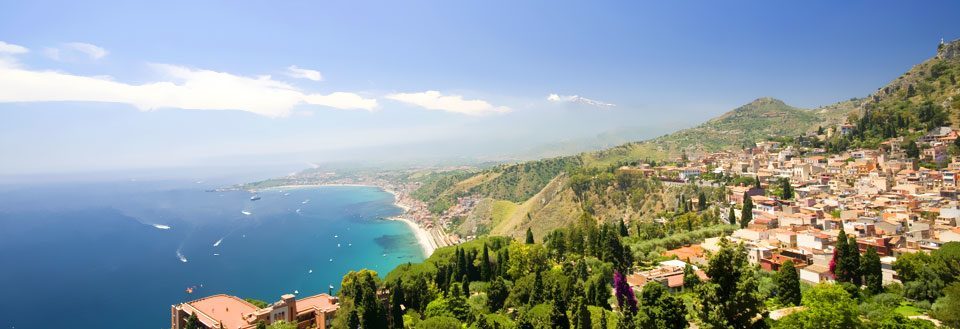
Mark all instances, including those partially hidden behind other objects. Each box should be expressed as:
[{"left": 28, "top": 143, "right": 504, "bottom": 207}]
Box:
[{"left": 1, "top": 1, "right": 959, "bottom": 175}]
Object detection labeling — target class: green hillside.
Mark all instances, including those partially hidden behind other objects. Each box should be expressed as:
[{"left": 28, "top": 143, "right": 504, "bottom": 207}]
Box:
[
  {"left": 417, "top": 96, "right": 854, "bottom": 237},
  {"left": 420, "top": 40, "right": 960, "bottom": 238},
  {"left": 838, "top": 39, "right": 960, "bottom": 150}
]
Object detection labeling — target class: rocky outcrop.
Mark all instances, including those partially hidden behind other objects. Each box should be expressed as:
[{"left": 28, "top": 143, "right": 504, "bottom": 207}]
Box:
[{"left": 937, "top": 38, "right": 960, "bottom": 60}]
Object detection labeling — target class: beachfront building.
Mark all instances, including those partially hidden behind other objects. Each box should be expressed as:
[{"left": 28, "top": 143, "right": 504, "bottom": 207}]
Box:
[{"left": 171, "top": 293, "right": 338, "bottom": 329}]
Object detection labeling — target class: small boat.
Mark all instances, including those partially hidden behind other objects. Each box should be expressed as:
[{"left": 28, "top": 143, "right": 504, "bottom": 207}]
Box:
[
  {"left": 250, "top": 195, "right": 261, "bottom": 201},
  {"left": 185, "top": 287, "right": 194, "bottom": 294},
  {"left": 241, "top": 211, "right": 252, "bottom": 216},
  {"left": 308, "top": 269, "right": 313, "bottom": 274}
]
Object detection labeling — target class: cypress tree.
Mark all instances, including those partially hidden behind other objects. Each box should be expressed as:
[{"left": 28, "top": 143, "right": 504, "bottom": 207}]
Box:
[
  {"left": 360, "top": 286, "right": 387, "bottom": 329},
  {"left": 549, "top": 286, "right": 571, "bottom": 329},
  {"left": 461, "top": 274, "right": 470, "bottom": 297},
  {"left": 862, "top": 246, "right": 883, "bottom": 294},
  {"left": 698, "top": 192, "right": 707, "bottom": 212},
  {"left": 389, "top": 279, "right": 405, "bottom": 329},
  {"left": 832, "top": 227, "right": 853, "bottom": 284},
  {"left": 728, "top": 206, "right": 737, "bottom": 225},
  {"left": 774, "top": 260, "right": 801, "bottom": 306},
  {"left": 346, "top": 309, "right": 360, "bottom": 329},
  {"left": 480, "top": 244, "right": 491, "bottom": 281},
  {"left": 526, "top": 227, "right": 535, "bottom": 244},
  {"left": 682, "top": 263, "right": 701, "bottom": 290},
  {"left": 754, "top": 177, "right": 761, "bottom": 189},
  {"left": 575, "top": 300, "right": 592, "bottom": 329},
  {"left": 600, "top": 310, "right": 608, "bottom": 329},
  {"left": 846, "top": 234, "right": 862, "bottom": 286},
  {"left": 780, "top": 178, "right": 793, "bottom": 199},
  {"left": 740, "top": 192, "right": 753, "bottom": 228},
  {"left": 530, "top": 270, "right": 544, "bottom": 304},
  {"left": 618, "top": 219, "right": 629, "bottom": 237}
]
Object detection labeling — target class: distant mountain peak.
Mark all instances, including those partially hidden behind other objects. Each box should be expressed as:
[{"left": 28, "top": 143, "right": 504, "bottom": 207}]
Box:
[{"left": 748, "top": 97, "right": 786, "bottom": 105}]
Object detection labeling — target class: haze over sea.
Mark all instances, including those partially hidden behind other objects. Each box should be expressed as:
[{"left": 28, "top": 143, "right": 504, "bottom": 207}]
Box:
[{"left": 0, "top": 170, "right": 424, "bottom": 329}]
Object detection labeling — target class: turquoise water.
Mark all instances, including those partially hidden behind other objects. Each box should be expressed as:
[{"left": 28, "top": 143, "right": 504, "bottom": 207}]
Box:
[{"left": 0, "top": 179, "right": 424, "bottom": 329}]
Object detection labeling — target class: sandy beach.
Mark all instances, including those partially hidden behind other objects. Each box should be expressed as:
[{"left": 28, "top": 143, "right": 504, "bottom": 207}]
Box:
[{"left": 389, "top": 216, "right": 436, "bottom": 257}]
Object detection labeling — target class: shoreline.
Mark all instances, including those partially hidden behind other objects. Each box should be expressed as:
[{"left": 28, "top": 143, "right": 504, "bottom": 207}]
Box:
[
  {"left": 388, "top": 216, "right": 436, "bottom": 257},
  {"left": 259, "top": 183, "right": 433, "bottom": 257}
]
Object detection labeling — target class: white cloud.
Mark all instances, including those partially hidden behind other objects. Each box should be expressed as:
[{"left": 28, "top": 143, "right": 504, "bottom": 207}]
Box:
[
  {"left": 547, "top": 93, "right": 616, "bottom": 108},
  {"left": 386, "top": 90, "right": 510, "bottom": 116},
  {"left": 0, "top": 41, "right": 28, "bottom": 68},
  {"left": 44, "top": 42, "right": 108, "bottom": 61},
  {"left": 0, "top": 61, "right": 377, "bottom": 117},
  {"left": 0, "top": 41, "right": 28, "bottom": 54},
  {"left": 286, "top": 65, "right": 323, "bottom": 81}
]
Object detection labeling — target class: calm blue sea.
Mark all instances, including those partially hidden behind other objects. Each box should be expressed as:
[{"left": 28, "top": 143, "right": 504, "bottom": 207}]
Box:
[{"left": 0, "top": 177, "right": 424, "bottom": 329}]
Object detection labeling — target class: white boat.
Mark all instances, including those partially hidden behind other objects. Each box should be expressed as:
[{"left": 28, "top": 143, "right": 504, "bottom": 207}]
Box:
[{"left": 241, "top": 211, "right": 252, "bottom": 216}]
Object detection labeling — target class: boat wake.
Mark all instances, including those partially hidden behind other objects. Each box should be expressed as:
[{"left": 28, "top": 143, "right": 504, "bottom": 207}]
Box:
[
  {"left": 213, "top": 238, "right": 224, "bottom": 247},
  {"left": 176, "top": 248, "right": 188, "bottom": 263}
]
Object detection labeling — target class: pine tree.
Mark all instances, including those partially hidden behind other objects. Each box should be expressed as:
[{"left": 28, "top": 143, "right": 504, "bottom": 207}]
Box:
[
  {"left": 487, "top": 277, "right": 508, "bottom": 312},
  {"left": 774, "top": 260, "right": 801, "bottom": 306},
  {"left": 638, "top": 282, "right": 687, "bottom": 329},
  {"left": 862, "top": 246, "right": 883, "bottom": 294},
  {"left": 526, "top": 227, "right": 535, "bottom": 244},
  {"left": 740, "top": 192, "right": 753, "bottom": 228},
  {"left": 696, "top": 239, "right": 764, "bottom": 328},
  {"left": 185, "top": 312, "right": 200, "bottom": 329}
]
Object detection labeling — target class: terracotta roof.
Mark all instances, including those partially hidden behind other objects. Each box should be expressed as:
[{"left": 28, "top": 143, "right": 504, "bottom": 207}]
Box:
[
  {"left": 296, "top": 294, "right": 338, "bottom": 314},
  {"left": 185, "top": 294, "right": 259, "bottom": 329}
]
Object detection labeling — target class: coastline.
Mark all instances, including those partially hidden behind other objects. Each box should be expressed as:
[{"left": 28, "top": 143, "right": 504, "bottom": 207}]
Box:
[
  {"left": 260, "top": 183, "right": 433, "bottom": 257},
  {"left": 388, "top": 216, "right": 436, "bottom": 257}
]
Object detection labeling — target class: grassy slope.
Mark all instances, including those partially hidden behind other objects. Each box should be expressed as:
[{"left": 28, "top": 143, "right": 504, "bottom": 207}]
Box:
[
  {"left": 444, "top": 97, "right": 855, "bottom": 237},
  {"left": 862, "top": 41, "right": 960, "bottom": 126}
]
